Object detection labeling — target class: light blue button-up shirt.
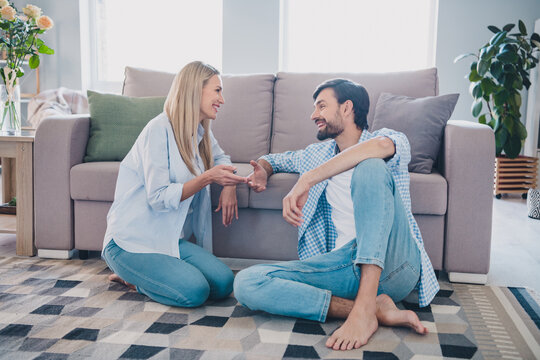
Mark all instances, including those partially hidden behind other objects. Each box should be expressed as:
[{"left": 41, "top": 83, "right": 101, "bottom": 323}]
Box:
[{"left": 102, "top": 112, "right": 231, "bottom": 258}]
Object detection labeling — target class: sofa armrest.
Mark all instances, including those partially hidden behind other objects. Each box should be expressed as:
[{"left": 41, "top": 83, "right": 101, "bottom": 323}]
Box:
[
  {"left": 34, "top": 115, "right": 90, "bottom": 251},
  {"left": 442, "top": 120, "right": 495, "bottom": 275}
]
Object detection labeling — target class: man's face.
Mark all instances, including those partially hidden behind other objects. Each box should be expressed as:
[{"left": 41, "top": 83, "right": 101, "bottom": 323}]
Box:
[{"left": 311, "top": 88, "right": 344, "bottom": 141}]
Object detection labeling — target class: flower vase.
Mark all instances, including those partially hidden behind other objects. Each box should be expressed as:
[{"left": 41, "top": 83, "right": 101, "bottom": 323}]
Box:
[{"left": 0, "top": 84, "right": 21, "bottom": 135}]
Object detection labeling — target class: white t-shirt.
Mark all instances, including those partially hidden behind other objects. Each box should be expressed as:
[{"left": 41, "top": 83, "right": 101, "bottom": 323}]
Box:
[{"left": 325, "top": 168, "right": 356, "bottom": 251}]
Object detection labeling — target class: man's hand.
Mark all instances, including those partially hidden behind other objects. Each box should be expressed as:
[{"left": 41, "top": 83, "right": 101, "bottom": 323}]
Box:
[
  {"left": 247, "top": 160, "right": 268, "bottom": 192},
  {"left": 282, "top": 177, "right": 310, "bottom": 227},
  {"left": 215, "top": 185, "right": 238, "bottom": 226}
]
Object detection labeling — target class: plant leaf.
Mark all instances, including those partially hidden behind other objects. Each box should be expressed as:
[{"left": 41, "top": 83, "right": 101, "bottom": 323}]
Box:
[
  {"left": 38, "top": 44, "right": 54, "bottom": 55},
  {"left": 494, "top": 89, "right": 510, "bottom": 106},
  {"left": 480, "top": 78, "right": 498, "bottom": 95},
  {"left": 495, "top": 127, "right": 508, "bottom": 156},
  {"left": 454, "top": 53, "right": 476, "bottom": 63},
  {"left": 477, "top": 59, "right": 490, "bottom": 76},
  {"left": 479, "top": 114, "right": 487, "bottom": 124},
  {"left": 488, "top": 25, "right": 501, "bottom": 33},
  {"left": 502, "top": 24, "right": 515, "bottom": 32},
  {"left": 490, "top": 60, "right": 504, "bottom": 81},
  {"left": 532, "top": 39, "right": 540, "bottom": 49},
  {"left": 471, "top": 82, "right": 483, "bottom": 98},
  {"left": 496, "top": 50, "right": 519, "bottom": 63},
  {"left": 490, "top": 31, "right": 507, "bottom": 46},
  {"left": 503, "top": 132, "right": 522, "bottom": 158},
  {"left": 472, "top": 100, "right": 483, "bottom": 117},
  {"left": 29, "top": 55, "right": 40, "bottom": 69},
  {"left": 518, "top": 20, "right": 527, "bottom": 35}
]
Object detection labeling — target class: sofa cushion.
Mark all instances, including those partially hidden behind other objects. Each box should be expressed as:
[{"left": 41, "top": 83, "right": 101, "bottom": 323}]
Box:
[
  {"left": 248, "top": 170, "right": 447, "bottom": 215},
  {"left": 122, "top": 67, "right": 275, "bottom": 162},
  {"left": 71, "top": 162, "right": 120, "bottom": 201},
  {"left": 371, "top": 92, "right": 459, "bottom": 174},
  {"left": 71, "top": 161, "right": 250, "bottom": 208},
  {"left": 271, "top": 68, "right": 438, "bottom": 153},
  {"left": 84, "top": 90, "right": 165, "bottom": 162},
  {"left": 249, "top": 173, "right": 299, "bottom": 209},
  {"left": 409, "top": 171, "right": 447, "bottom": 215}
]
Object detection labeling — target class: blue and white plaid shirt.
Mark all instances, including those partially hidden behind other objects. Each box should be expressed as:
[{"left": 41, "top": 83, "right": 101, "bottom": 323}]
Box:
[{"left": 261, "top": 128, "right": 439, "bottom": 307}]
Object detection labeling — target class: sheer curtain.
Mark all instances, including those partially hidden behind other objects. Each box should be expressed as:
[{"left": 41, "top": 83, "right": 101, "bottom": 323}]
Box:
[
  {"left": 88, "top": 0, "right": 222, "bottom": 90},
  {"left": 280, "top": 0, "right": 438, "bottom": 73}
]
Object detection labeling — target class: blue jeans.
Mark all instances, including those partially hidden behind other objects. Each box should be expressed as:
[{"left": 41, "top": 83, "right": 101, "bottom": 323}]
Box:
[
  {"left": 102, "top": 239, "right": 233, "bottom": 307},
  {"left": 234, "top": 158, "right": 421, "bottom": 322}
]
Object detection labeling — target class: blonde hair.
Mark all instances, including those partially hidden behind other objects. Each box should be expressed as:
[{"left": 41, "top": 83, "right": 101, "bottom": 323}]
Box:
[{"left": 164, "top": 61, "right": 220, "bottom": 175}]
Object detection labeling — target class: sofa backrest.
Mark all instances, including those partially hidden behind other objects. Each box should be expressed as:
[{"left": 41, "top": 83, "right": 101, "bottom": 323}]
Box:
[
  {"left": 122, "top": 67, "right": 275, "bottom": 163},
  {"left": 271, "top": 68, "right": 439, "bottom": 153}
]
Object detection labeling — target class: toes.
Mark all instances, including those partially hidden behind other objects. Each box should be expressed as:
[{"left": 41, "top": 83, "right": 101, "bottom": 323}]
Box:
[
  {"left": 333, "top": 338, "right": 344, "bottom": 351},
  {"left": 325, "top": 335, "right": 337, "bottom": 348}
]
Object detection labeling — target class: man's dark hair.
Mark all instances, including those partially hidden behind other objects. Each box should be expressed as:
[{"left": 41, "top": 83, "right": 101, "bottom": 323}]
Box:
[{"left": 313, "top": 79, "right": 370, "bottom": 130}]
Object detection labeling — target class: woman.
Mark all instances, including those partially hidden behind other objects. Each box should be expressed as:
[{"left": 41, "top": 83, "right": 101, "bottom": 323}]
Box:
[{"left": 102, "top": 61, "right": 246, "bottom": 307}]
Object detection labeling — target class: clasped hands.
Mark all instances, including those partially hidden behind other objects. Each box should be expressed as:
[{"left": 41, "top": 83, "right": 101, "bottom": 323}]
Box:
[{"left": 247, "top": 160, "right": 310, "bottom": 227}]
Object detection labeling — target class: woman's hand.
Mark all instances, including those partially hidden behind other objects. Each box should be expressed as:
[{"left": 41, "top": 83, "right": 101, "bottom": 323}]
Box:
[
  {"left": 205, "top": 165, "right": 247, "bottom": 186},
  {"left": 247, "top": 160, "right": 268, "bottom": 192},
  {"left": 215, "top": 185, "right": 238, "bottom": 226},
  {"left": 282, "top": 176, "right": 311, "bottom": 227}
]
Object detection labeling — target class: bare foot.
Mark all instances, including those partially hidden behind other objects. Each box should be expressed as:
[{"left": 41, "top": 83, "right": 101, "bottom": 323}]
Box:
[
  {"left": 108, "top": 274, "right": 136, "bottom": 291},
  {"left": 376, "top": 294, "right": 427, "bottom": 334},
  {"left": 326, "top": 305, "right": 378, "bottom": 351}
]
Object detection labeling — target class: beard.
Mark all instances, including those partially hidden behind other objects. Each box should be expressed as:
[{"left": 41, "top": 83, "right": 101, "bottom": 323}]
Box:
[{"left": 316, "top": 113, "right": 344, "bottom": 141}]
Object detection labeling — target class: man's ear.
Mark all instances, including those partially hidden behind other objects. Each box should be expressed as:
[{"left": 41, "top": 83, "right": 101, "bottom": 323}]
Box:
[{"left": 341, "top": 100, "right": 354, "bottom": 117}]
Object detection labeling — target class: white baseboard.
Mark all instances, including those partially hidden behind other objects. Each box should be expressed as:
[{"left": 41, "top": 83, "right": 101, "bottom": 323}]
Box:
[
  {"left": 218, "top": 257, "right": 279, "bottom": 271},
  {"left": 37, "top": 249, "right": 76, "bottom": 260},
  {"left": 448, "top": 272, "right": 488, "bottom": 284}
]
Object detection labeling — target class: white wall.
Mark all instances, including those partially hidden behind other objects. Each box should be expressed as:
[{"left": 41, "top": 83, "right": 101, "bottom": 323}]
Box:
[
  {"left": 222, "top": 0, "right": 280, "bottom": 74},
  {"left": 436, "top": 0, "right": 540, "bottom": 122}
]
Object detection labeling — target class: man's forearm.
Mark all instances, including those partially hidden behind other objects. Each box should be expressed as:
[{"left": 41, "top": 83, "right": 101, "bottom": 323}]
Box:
[{"left": 302, "top": 137, "right": 394, "bottom": 187}]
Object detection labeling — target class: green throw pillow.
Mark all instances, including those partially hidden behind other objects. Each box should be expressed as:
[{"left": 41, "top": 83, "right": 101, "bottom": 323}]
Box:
[{"left": 84, "top": 90, "right": 166, "bottom": 162}]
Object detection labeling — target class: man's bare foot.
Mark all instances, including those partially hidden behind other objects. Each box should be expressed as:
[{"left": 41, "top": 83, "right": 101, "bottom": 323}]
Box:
[
  {"left": 108, "top": 274, "right": 136, "bottom": 291},
  {"left": 376, "top": 294, "right": 427, "bottom": 334},
  {"left": 326, "top": 304, "right": 378, "bottom": 351}
]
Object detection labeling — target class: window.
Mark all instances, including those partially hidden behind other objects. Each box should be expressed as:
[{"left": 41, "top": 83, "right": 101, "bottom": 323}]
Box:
[
  {"left": 280, "top": 0, "right": 438, "bottom": 73},
  {"left": 86, "top": 0, "right": 222, "bottom": 92}
]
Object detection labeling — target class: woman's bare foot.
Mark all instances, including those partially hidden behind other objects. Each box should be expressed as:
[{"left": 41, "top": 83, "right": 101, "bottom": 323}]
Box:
[
  {"left": 376, "top": 294, "right": 427, "bottom": 334},
  {"left": 108, "top": 274, "right": 136, "bottom": 291}
]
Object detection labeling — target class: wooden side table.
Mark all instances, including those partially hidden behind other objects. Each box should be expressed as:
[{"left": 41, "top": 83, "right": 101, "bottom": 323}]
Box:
[{"left": 0, "top": 130, "right": 35, "bottom": 256}]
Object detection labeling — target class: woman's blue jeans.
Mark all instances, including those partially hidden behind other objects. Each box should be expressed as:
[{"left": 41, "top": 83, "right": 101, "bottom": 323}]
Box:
[
  {"left": 102, "top": 239, "right": 234, "bottom": 307},
  {"left": 234, "top": 158, "right": 421, "bottom": 322}
]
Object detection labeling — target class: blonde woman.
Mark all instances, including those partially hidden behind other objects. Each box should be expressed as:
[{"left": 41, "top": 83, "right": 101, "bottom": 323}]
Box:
[{"left": 102, "top": 61, "right": 246, "bottom": 307}]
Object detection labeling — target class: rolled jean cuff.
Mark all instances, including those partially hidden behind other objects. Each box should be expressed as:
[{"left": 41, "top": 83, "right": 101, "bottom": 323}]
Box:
[
  {"left": 354, "top": 256, "right": 385, "bottom": 270},
  {"left": 318, "top": 289, "right": 332, "bottom": 323}
]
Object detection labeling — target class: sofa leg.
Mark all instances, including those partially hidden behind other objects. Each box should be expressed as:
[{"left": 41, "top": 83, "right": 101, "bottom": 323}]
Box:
[
  {"left": 448, "top": 272, "right": 488, "bottom": 284},
  {"left": 78, "top": 250, "right": 89, "bottom": 260},
  {"left": 37, "top": 249, "right": 75, "bottom": 260}
]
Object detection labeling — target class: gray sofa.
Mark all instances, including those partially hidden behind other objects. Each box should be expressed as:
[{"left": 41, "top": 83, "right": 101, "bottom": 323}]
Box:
[{"left": 34, "top": 67, "right": 495, "bottom": 283}]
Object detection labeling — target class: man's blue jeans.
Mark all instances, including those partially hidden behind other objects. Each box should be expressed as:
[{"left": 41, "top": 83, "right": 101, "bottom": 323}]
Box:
[
  {"left": 234, "top": 158, "right": 421, "bottom": 322},
  {"left": 102, "top": 239, "right": 234, "bottom": 307}
]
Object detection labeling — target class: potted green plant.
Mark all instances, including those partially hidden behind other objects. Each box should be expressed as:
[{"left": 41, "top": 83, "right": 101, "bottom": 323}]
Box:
[{"left": 455, "top": 20, "right": 540, "bottom": 198}]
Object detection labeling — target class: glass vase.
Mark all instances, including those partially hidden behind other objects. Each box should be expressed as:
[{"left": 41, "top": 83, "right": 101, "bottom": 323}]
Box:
[{"left": 0, "top": 84, "right": 21, "bottom": 135}]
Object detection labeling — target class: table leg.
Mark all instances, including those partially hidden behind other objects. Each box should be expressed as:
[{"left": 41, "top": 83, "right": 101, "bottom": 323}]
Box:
[
  {"left": 16, "top": 142, "right": 35, "bottom": 256},
  {"left": 1, "top": 157, "right": 15, "bottom": 203}
]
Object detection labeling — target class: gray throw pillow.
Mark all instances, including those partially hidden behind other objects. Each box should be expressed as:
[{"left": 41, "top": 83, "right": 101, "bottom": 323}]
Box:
[{"left": 371, "top": 92, "right": 459, "bottom": 174}]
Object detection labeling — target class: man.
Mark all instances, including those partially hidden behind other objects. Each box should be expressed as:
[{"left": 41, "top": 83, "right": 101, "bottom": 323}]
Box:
[{"left": 233, "top": 79, "right": 439, "bottom": 351}]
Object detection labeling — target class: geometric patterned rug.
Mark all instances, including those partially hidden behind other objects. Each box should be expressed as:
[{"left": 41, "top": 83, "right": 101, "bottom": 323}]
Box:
[{"left": 1, "top": 256, "right": 539, "bottom": 360}]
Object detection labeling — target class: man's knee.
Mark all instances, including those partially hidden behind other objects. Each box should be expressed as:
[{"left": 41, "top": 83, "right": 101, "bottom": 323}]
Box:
[{"left": 351, "top": 158, "right": 392, "bottom": 189}]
